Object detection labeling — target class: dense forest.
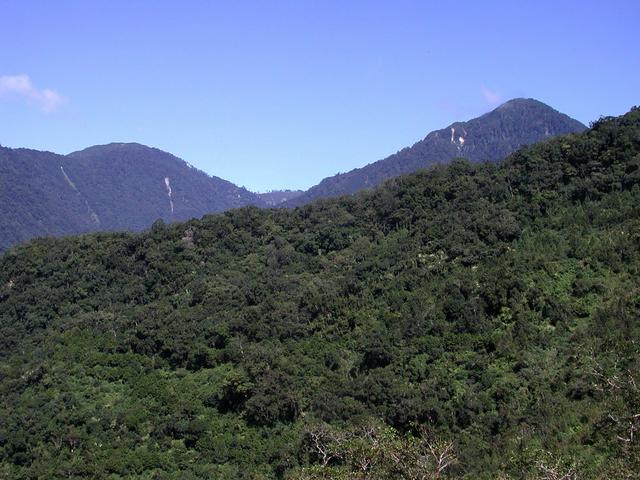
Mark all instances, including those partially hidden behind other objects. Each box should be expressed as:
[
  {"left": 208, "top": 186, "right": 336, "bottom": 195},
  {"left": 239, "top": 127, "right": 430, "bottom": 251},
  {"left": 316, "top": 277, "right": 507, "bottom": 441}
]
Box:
[{"left": 0, "top": 108, "right": 639, "bottom": 479}]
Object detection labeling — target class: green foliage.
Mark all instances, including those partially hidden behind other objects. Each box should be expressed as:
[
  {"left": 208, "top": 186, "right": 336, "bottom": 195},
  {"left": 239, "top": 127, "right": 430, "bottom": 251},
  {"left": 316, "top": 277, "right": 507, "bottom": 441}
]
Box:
[{"left": 0, "top": 107, "right": 639, "bottom": 478}]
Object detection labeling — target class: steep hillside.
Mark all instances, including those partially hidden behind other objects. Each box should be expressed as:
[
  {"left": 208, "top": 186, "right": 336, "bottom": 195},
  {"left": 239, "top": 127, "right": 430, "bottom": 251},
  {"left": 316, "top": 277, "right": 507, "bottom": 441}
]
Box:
[
  {"left": 0, "top": 109, "right": 638, "bottom": 478},
  {"left": 285, "top": 98, "right": 586, "bottom": 207},
  {"left": 66, "top": 143, "right": 264, "bottom": 229},
  {"left": 0, "top": 143, "right": 264, "bottom": 250},
  {"left": 0, "top": 147, "right": 100, "bottom": 249}
]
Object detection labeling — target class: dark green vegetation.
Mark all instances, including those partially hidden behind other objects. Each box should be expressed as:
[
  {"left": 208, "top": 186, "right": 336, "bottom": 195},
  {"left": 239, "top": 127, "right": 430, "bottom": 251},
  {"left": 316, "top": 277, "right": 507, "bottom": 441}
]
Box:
[
  {"left": 1, "top": 108, "right": 639, "bottom": 479},
  {"left": 284, "top": 98, "right": 586, "bottom": 207},
  {"left": 0, "top": 142, "right": 264, "bottom": 251}
]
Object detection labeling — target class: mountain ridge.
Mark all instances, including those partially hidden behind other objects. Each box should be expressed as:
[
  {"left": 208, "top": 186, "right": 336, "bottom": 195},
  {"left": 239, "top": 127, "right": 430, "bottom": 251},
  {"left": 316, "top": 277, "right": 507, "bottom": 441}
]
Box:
[
  {"left": 0, "top": 98, "right": 585, "bottom": 250},
  {"left": 283, "top": 98, "right": 587, "bottom": 207},
  {"left": 0, "top": 143, "right": 265, "bottom": 251}
]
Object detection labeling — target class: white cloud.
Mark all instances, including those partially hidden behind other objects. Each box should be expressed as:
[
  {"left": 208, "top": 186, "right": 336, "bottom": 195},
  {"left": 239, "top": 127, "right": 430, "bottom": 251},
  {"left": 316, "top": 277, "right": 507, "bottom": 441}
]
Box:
[
  {"left": 481, "top": 85, "right": 503, "bottom": 106},
  {"left": 0, "top": 74, "right": 65, "bottom": 113}
]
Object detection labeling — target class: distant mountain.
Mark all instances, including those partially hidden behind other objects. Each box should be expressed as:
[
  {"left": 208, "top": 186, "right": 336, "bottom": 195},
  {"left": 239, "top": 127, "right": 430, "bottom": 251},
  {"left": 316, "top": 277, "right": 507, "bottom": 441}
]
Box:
[
  {"left": 258, "top": 189, "right": 304, "bottom": 206},
  {"left": 284, "top": 98, "right": 587, "bottom": 207},
  {"left": 0, "top": 99, "right": 585, "bottom": 250},
  {"left": 0, "top": 143, "right": 264, "bottom": 251}
]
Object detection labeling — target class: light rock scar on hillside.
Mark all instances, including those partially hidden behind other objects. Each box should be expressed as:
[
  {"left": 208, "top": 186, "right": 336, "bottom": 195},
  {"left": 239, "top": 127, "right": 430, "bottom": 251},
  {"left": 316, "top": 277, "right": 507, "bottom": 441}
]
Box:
[{"left": 60, "top": 166, "right": 101, "bottom": 225}]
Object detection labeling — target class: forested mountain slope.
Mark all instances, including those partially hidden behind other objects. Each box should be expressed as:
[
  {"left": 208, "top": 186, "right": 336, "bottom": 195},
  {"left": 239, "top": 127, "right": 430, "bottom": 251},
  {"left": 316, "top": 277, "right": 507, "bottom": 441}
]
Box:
[
  {"left": 284, "top": 98, "right": 586, "bottom": 207},
  {"left": 0, "top": 109, "right": 639, "bottom": 479},
  {"left": 0, "top": 143, "right": 264, "bottom": 251}
]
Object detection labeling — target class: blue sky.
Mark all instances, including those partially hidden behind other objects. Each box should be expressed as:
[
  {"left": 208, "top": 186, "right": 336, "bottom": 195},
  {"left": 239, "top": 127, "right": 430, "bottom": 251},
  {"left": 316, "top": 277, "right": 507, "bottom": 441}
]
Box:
[{"left": 0, "top": 1, "right": 638, "bottom": 192}]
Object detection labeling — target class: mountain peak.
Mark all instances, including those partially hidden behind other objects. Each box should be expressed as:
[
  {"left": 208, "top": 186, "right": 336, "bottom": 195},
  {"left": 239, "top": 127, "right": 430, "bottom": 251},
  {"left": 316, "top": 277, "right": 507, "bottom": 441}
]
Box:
[
  {"left": 68, "top": 142, "right": 158, "bottom": 157},
  {"left": 477, "top": 98, "right": 583, "bottom": 123},
  {"left": 497, "top": 97, "right": 547, "bottom": 108},
  {"left": 284, "top": 99, "right": 586, "bottom": 207}
]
